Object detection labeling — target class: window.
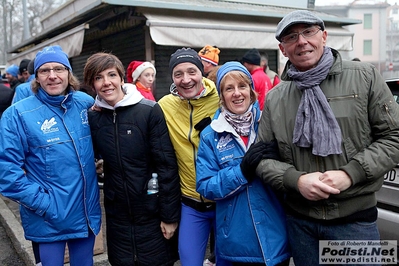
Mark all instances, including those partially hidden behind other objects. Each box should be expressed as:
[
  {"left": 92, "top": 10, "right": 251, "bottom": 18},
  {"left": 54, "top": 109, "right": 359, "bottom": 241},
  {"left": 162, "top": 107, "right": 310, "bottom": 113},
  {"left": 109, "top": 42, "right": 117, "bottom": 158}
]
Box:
[
  {"left": 393, "top": 8, "right": 398, "bottom": 15},
  {"left": 364, "top": 40, "right": 372, "bottom": 55},
  {"left": 364, "top": 14, "right": 372, "bottom": 29}
]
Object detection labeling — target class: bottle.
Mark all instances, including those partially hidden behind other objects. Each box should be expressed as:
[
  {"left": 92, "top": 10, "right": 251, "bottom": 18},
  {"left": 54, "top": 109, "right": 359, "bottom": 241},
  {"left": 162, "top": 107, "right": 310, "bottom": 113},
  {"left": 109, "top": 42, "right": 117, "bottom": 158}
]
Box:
[{"left": 147, "top": 173, "right": 159, "bottom": 194}]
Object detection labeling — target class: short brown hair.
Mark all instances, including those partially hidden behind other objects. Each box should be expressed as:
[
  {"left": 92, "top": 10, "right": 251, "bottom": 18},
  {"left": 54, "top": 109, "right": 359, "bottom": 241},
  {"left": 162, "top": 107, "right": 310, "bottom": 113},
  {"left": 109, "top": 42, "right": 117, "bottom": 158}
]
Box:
[{"left": 83, "top": 52, "right": 125, "bottom": 89}]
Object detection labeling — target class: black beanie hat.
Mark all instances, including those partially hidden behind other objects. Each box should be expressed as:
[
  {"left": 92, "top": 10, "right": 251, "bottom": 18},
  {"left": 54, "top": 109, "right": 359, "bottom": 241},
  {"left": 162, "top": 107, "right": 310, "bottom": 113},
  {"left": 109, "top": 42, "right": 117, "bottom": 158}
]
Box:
[
  {"left": 241, "top": 48, "right": 261, "bottom": 66},
  {"left": 169, "top": 48, "right": 204, "bottom": 77},
  {"left": 19, "top": 59, "right": 31, "bottom": 74}
]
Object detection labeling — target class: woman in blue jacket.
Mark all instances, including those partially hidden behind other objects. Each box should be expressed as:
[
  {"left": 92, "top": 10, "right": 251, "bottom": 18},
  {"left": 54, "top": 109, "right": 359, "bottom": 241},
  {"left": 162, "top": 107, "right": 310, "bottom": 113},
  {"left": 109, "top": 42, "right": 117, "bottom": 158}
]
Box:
[
  {"left": 0, "top": 45, "right": 101, "bottom": 266},
  {"left": 196, "top": 62, "right": 290, "bottom": 266}
]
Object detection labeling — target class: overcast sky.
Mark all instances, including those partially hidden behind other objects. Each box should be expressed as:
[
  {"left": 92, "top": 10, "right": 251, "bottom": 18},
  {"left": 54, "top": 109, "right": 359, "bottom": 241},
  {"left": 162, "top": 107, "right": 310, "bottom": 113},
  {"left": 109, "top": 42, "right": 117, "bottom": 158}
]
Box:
[{"left": 316, "top": 0, "right": 398, "bottom": 6}]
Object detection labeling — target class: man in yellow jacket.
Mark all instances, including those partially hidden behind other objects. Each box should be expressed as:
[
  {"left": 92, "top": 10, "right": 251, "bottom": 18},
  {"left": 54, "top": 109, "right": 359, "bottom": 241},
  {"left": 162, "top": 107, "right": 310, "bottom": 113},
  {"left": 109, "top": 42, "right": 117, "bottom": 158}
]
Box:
[{"left": 158, "top": 47, "right": 220, "bottom": 266}]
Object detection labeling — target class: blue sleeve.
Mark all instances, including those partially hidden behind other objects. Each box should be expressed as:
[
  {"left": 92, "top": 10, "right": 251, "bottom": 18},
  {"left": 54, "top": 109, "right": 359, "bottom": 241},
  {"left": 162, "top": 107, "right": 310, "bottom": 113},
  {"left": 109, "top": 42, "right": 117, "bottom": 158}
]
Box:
[
  {"left": 195, "top": 129, "right": 247, "bottom": 200},
  {"left": 12, "top": 83, "right": 34, "bottom": 104},
  {"left": 0, "top": 107, "right": 50, "bottom": 216},
  {"left": 74, "top": 91, "right": 95, "bottom": 109}
]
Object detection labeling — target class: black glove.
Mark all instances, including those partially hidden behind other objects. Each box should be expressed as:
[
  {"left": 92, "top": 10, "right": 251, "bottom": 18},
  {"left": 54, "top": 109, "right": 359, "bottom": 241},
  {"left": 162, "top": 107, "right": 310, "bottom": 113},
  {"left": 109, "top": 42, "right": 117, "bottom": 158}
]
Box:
[
  {"left": 194, "top": 117, "right": 212, "bottom": 133},
  {"left": 240, "top": 142, "right": 268, "bottom": 182},
  {"left": 262, "top": 140, "right": 281, "bottom": 161}
]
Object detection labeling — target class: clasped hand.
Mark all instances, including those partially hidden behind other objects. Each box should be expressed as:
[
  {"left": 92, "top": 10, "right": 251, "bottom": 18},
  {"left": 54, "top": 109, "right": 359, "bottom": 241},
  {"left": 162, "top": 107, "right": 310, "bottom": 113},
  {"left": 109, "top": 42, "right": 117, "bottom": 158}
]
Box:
[
  {"left": 240, "top": 140, "right": 280, "bottom": 182},
  {"left": 297, "top": 170, "right": 352, "bottom": 201},
  {"left": 160, "top": 221, "right": 178, "bottom": 239}
]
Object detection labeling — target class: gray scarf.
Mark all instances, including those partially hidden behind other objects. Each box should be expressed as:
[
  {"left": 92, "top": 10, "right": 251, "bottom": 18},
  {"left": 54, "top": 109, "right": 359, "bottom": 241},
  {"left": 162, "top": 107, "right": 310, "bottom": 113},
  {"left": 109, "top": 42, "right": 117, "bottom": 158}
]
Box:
[{"left": 288, "top": 46, "right": 342, "bottom": 157}]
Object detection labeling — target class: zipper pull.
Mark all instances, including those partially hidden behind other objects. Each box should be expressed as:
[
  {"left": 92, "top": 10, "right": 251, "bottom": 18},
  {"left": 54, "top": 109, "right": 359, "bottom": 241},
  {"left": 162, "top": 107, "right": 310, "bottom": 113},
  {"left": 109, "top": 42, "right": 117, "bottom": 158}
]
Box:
[{"left": 113, "top": 111, "right": 116, "bottom": 123}]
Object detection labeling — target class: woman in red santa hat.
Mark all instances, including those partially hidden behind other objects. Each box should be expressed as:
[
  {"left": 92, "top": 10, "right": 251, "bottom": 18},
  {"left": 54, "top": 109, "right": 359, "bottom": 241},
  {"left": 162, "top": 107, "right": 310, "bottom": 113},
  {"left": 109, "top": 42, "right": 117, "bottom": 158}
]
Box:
[{"left": 126, "top": 60, "right": 156, "bottom": 101}]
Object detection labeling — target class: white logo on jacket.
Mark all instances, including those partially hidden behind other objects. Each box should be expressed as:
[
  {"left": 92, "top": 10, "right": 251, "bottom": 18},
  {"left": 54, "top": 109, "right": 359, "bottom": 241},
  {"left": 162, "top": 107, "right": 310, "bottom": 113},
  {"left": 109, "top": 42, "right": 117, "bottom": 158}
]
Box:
[
  {"left": 40, "top": 117, "right": 59, "bottom": 134},
  {"left": 217, "top": 134, "right": 235, "bottom": 152},
  {"left": 80, "top": 109, "right": 89, "bottom": 125}
]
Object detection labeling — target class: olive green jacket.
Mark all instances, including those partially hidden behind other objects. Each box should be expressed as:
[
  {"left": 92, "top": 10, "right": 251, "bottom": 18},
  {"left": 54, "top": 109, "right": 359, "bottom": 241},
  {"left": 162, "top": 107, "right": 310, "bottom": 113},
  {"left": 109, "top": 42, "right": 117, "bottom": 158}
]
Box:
[{"left": 257, "top": 48, "right": 399, "bottom": 220}]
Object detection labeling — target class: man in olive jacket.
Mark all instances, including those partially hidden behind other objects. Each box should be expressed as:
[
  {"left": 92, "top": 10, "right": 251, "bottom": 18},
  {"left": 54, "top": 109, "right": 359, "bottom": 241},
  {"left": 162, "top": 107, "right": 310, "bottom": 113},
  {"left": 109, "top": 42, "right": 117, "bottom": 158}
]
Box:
[{"left": 254, "top": 10, "right": 399, "bottom": 266}]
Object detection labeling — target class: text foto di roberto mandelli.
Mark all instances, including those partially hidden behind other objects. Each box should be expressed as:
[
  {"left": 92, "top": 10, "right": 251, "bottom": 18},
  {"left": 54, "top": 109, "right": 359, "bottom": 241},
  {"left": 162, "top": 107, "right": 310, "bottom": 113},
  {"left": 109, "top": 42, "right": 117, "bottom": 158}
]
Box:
[{"left": 327, "top": 240, "right": 394, "bottom": 246}]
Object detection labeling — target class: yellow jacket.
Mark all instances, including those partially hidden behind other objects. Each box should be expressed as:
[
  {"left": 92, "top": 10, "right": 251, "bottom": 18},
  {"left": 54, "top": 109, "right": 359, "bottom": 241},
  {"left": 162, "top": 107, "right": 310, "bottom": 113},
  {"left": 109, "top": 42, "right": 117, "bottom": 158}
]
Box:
[{"left": 159, "top": 78, "right": 219, "bottom": 201}]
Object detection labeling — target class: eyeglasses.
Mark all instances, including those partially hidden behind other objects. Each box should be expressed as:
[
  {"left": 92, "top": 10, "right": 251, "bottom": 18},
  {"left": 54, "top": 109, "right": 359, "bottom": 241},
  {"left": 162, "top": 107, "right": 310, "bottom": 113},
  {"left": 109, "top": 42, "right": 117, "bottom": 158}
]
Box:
[
  {"left": 37, "top": 66, "right": 68, "bottom": 76},
  {"left": 280, "top": 27, "right": 322, "bottom": 44}
]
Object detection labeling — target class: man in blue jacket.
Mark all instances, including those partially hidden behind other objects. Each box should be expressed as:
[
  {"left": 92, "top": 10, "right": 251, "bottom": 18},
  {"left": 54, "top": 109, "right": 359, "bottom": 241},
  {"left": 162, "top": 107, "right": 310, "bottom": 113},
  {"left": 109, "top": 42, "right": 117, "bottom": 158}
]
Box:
[
  {"left": 12, "top": 58, "right": 35, "bottom": 104},
  {"left": 0, "top": 45, "right": 101, "bottom": 266}
]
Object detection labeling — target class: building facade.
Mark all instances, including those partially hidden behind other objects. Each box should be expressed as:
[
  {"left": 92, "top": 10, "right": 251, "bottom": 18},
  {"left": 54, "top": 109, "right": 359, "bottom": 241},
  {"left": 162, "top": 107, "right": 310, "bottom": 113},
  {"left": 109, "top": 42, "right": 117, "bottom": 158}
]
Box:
[
  {"left": 317, "top": 0, "right": 394, "bottom": 78},
  {"left": 8, "top": 0, "right": 358, "bottom": 99}
]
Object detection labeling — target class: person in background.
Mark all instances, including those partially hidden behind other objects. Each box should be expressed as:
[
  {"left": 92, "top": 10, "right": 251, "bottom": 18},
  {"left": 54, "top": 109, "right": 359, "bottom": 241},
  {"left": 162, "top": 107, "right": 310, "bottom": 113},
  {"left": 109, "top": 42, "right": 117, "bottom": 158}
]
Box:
[
  {"left": 13, "top": 58, "right": 36, "bottom": 104},
  {"left": 0, "top": 45, "right": 101, "bottom": 266},
  {"left": 241, "top": 48, "right": 272, "bottom": 110},
  {"left": 0, "top": 80, "right": 14, "bottom": 118},
  {"left": 196, "top": 61, "right": 291, "bottom": 266},
  {"left": 206, "top": 65, "right": 221, "bottom": 85},
  {"left": 84, "top": 52, "right": 180, "bottom": 266},
  {"left": 255, "top": 10, "right": 399, "bottom": 266},
  {"left": 126, "top": 60, "right": 156, "bottom": 101},
  {"left": 158, "top": 48, "right": 223, "bottom": 266},
  {"left": 260, "top": 53, "right": 280, "bottom": 87},
  {"left": 5, "top": 64, "right": 21, "bottom": 89},
  {"left": 19, "top": 58, "right": 32, "bottom": 82},
  {"left": 198, "top": 45, "right": 220, "bottom": 77}
]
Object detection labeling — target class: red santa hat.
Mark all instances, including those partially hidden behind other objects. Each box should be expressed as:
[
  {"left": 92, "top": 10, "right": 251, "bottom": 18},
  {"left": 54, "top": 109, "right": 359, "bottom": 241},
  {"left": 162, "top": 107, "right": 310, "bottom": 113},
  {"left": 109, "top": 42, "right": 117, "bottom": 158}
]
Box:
[{"left": 126, "top": 61, "right": 156, "bottom": 83}]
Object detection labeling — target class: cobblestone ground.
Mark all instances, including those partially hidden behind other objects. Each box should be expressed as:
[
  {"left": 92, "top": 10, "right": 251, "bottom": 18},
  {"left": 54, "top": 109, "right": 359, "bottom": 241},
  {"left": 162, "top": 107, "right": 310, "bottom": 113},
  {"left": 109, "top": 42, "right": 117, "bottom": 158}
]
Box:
[{"left": 0, "top": 220, "right": 25, "bottom": 265}]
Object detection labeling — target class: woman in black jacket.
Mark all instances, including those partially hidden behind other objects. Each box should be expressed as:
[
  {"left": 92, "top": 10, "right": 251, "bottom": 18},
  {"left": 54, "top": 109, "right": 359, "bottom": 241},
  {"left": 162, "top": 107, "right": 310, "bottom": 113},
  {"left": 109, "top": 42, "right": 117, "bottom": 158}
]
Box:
[{"left": 84, "top": 52, "right": 181, "bottom": 266}]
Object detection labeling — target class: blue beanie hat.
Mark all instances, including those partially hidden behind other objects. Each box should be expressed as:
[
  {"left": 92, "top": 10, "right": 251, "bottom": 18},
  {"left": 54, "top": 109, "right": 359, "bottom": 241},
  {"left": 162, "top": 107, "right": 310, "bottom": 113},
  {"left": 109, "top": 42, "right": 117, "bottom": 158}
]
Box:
[
  {"left": 34, "top": 45, "right": 72, "bottom": 73},
  {"left": 6, "top": 65, "right": 19, "bottom": 77},
  {"left": 216, "top": 61, "right": 254, "bottom": 95}
]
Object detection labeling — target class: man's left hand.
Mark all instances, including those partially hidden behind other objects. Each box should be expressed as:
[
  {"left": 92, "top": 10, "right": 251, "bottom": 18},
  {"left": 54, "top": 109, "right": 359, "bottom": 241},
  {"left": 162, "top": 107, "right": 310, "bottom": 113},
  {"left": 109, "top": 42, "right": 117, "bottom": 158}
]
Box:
[{"left": 318, "top": 170, "right": 352, "bottom": 191}]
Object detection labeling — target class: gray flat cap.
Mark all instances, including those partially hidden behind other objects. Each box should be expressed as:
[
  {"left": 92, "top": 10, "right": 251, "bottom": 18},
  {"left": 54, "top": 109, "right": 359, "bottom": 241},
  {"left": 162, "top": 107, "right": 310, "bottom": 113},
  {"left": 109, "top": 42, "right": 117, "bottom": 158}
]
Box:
[{"left": 275, "top": 10, "right": 325, "bottom": 42}]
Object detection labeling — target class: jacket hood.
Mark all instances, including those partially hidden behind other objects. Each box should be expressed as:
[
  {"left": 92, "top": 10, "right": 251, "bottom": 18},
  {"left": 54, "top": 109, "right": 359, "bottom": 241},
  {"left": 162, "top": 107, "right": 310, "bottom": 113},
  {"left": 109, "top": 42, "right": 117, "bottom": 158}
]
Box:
[{"left": 95, "top": 83, "right": 144, "bottom": 110}]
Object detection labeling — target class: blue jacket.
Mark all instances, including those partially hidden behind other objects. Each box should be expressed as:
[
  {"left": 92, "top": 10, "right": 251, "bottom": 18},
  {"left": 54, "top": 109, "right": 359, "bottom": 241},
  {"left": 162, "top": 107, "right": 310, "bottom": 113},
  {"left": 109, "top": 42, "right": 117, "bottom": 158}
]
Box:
[
  {"left": 0, "top": 88, "right": 101, "bottom": 242},
  {"left": 196, "top": 103, "right": 290, "bottom": 265},
  {"left": 12, "top": 74, "right": 35, "bottom": 104}
]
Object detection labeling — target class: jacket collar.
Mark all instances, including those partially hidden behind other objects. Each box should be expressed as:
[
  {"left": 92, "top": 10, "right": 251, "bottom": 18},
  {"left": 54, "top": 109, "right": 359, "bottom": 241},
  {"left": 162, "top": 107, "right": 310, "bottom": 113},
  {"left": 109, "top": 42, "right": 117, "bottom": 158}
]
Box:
[
  {"left": 210, "top": 102, "right": 261, "bottom": 147},
  {"left": 36, "top": 87, "right": 73, "bottom": 108},
  {"left": 94, "top": 83, "right": 144, "bottom": 110},
  {"left": 169, "top": 77, "right": 218, "bottom": 102}
]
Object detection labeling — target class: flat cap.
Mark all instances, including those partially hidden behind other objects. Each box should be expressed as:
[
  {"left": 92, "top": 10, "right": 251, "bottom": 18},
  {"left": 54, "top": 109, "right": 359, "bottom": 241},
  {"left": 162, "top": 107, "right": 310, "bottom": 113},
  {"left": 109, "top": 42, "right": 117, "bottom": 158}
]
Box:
[{"left": 275, "top": 10, "right": 325, "bottom": 42}]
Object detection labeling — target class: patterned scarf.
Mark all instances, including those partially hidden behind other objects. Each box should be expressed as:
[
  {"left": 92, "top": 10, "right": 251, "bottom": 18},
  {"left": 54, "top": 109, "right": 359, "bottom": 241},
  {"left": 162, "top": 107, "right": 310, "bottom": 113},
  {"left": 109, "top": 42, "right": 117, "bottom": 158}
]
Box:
[
  {"left": 288, "top": 46, "right": 342, "bottom": 157},
  {"left": 223, "top": 104, "right": 254, "bottom": 136}
]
